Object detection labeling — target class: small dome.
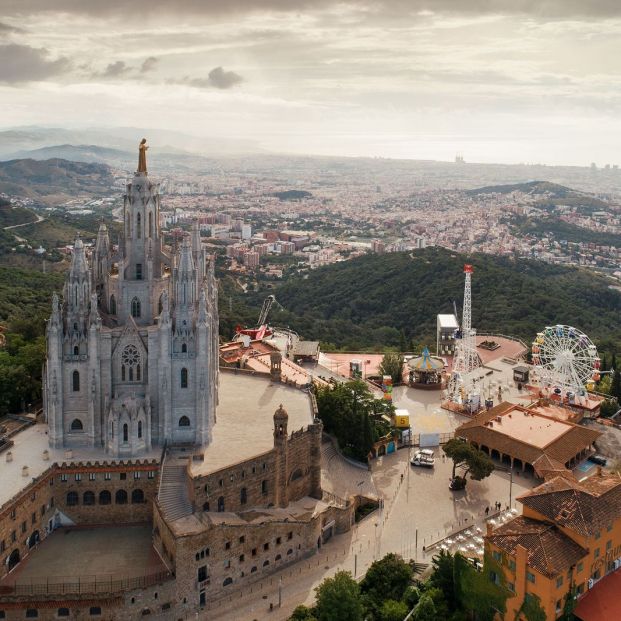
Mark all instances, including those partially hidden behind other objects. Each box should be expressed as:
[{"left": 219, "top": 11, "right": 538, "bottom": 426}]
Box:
[{"left": 274, "top": 404, "right": 288, "bottom": 419}]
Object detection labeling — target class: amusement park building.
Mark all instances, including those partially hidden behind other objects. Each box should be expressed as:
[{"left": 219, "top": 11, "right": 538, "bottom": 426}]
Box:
[{"left": 456, "top": 402, "right": 601, "bottom": 477}]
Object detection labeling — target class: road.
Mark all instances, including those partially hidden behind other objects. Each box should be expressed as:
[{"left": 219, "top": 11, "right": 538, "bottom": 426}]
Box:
[{"left": 3, "top": 213, "right": 45, "bottom": 230}]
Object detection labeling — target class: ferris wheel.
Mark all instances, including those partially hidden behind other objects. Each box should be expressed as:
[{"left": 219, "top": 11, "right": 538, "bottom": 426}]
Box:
[{"left": 531, "top": 325, "right": 600, "bottom": 395}]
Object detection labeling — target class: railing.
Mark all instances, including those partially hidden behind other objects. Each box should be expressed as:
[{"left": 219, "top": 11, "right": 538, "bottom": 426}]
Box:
[
  {"left": 0, "top": 570, "right": 172, "bottom": 597},
  {"left": 409, "top": 431, "right": 455, "bottom": 447},
  {"left": 321, "top": 490, "right": 350, "bottom": 508}
]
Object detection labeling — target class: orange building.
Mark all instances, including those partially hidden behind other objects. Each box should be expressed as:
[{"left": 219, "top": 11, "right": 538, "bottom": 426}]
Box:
[{"left": 485, "top": 470, "right": 621, "bottom": 620}]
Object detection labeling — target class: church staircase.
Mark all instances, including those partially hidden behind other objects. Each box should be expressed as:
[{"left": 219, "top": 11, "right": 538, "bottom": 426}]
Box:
[{"left": 158, "top": 452, "right": 193, "bottom": 521}]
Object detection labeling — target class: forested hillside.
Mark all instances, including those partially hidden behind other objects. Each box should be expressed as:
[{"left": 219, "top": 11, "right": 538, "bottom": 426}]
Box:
[{"left": 238, "top": 248, "right": 621, "bottom": 354}]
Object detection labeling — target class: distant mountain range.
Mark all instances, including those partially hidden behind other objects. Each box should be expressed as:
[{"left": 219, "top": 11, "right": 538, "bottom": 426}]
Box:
[{"left": 0, "top": 126, "right": 261, "bottom": 161}]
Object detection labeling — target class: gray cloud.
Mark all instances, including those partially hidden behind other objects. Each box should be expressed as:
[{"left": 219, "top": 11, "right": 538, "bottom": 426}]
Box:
[
  {"left": 141, "top": 56, "right": 158, "bottom": 73},
  {"left": 0, "top": 44, "right": 70, "bottom": 83},
  {"left": 2, "top": 0, "right": 621, "bottom": 19},
  {"left": 101, "top": 61, "right": 130, "bottom": 78},
  {"left": 0, "top": 22, "right": 24, "bottom": 34},
  {"left": 180, "top": 67, "right": 244, "bottom": 90}
]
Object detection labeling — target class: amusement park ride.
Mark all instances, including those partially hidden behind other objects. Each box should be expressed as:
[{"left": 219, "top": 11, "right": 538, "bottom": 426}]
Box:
[
  {"left": 447, "top": 264, "right": 483, "bottom": 411},
  {"left": 235, "top": 294, "right": 282, "bottom": 341},
  {"left": 531, "top": 325, "right": 601, "bottom": 402}
]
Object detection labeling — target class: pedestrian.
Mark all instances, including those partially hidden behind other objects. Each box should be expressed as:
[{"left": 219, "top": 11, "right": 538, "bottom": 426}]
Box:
[{"left": 485, "top": 506, "right": 489, "bottom": 516}]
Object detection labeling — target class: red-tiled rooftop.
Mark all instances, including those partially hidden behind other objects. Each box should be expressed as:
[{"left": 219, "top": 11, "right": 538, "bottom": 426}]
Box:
[
  {"left": 518, "top": 472, "right": 621, "bottom": 537},
  {"left": 486, "top": 515, "right": 587, "bottom": 578}
]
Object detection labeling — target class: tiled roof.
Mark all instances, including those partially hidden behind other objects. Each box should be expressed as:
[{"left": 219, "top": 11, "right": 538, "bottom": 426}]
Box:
[
  {"left": 518, "top": 473, "right": 621, "bottom": 537},
  {"left": 486, "top": 516, "right": 587, "bottom": 578},
  {"left": 456, "top": 402, "right": 601, "bottom": 468},
  {"left": 532, "top": 454, "right": 572, "bottom": 478}
]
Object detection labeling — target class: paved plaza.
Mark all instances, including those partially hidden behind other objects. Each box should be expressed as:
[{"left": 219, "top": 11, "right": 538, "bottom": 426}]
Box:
[
  {"left": 188, "top": 383, "right": 540, "bottom": 621},
  {"left": 1, "top": 524, "right": 164, "bottom": 585}
]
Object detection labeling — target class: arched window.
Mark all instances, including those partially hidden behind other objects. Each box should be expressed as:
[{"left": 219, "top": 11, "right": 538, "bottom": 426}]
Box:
[
  {"left": 131, "top": 297, "right": 141, "bottom": 318},
  {"left": 70, "top": 418, "right": 83, "bottom": 431},
  {"left": 123, "top": 423, "right": 129, "bottom": 443},
  {"left": 73, "top": 345, "right": 79, "bottom": 356},
  {"left": 136, "top": 213, "right": 141, "bottom": 239},
  {"left": 181, "top": 343, "right": 187, "bottom": 353},
  {"left": 158, "top": 294, "right": 164, "bottom": 315},
  {"left": 223, "top": 577, "right": 233, "bottom": 587},
  {"left": 148, "top": 211, "right": 153, "bottom": 238},
  {"left": 290, "top": 468, "right": 303, "bottom": 481},
  {"left": 202, "top": 501, "right": 210, "bottom": 512},
  {"left": 261, "top": 480, "right": 268, "bottom": 495},
  {"left": 115, "top": 489, "right": 128, "bottom": 505},
  {"left": 138, "top": 420, "right": 143, "bottom": 439},
  {"left": 122, "top": 345, "right": 141, "bottom": 382},
  {"left": 180, "top": 367, "right": 188, "bottom": 388},
  {"left": 132, "top": 489, "right": 144, "bottom": 504},
  {"left": 83, "top": 491, "right": 95, "bottom": 506},
  {"left": 179, "top": 416, "right": 190, "bottom": 427},
  {"left": 99, "top": 490, "right": 111, "bottom": 505},
  {"left": 217, "top": 496, "right": 225, "bottom": 512},
  {"left": 110, "top": 295, "right": 116, "bottom": 315},
  {"left": 72, "top": 370, "right": 80, "bottom": 392},
  {"left": 66, "top": 491, "right": 78, "bottom": 506},
  {"left": 240, "top": 488, "right": 247, "bottom": 505}
]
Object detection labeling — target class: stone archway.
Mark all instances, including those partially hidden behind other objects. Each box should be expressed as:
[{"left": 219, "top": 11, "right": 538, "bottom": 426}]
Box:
[
  {"left": 27, "top": 531, "right": 40, "bottom": 549},
  {"left": 7, "top": 549, "right": 20, "bottom": 571}
]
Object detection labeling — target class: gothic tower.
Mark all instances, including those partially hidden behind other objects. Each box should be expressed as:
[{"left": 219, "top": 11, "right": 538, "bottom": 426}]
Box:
[{"left": 44, "top": 139, "right": 219, "bottom": 456}]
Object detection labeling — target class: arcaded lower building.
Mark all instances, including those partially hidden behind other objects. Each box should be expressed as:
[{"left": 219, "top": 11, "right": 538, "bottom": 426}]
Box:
[{"left": 0, "top": 145, "right": 355, "bottom": 620}]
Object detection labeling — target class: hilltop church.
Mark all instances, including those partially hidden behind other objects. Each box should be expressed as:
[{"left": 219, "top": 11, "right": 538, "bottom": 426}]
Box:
[{"left": 43, "top": 140, "right": 219, "bottom": 456}]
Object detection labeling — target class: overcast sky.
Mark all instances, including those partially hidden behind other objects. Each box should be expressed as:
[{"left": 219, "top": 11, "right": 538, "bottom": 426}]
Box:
[{"left": 1, "top": 1, "right": 620, "bottom": 165}]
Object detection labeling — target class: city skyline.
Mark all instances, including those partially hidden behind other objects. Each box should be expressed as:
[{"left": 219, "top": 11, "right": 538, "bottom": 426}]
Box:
[{"left": 1, "top": 1, "right": 621, "bottom": 166}]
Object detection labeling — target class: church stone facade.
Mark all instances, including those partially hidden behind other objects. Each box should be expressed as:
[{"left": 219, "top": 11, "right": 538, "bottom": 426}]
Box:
[{"left": 43, "top": 151, "right": 219, "bottom": 456}]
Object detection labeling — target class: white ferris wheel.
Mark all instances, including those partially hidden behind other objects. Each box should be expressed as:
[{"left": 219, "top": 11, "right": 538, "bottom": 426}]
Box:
[{"left": 531, "top": 325, "right": 600, "bottom": 396}]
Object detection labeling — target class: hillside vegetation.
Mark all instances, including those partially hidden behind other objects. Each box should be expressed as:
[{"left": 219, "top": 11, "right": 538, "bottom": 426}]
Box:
[
  {"left": 512, "top": 215, "right": 621, "bottom": 248},
  {"left": 0, "top": 158, "right": 115, "bottom": 204},
  {"left": 241, "top": 248, "right": 621, "bottom": 354}
]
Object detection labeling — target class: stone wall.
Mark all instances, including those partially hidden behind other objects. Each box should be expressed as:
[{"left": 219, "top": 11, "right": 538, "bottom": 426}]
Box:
[
  {"left": 191, "top": 450, "right": 276, "bottom": 513},
  {"left": 0, "top": 460, "right": 159, "bottom": 580},
  {"left": 0, "top": 469, "right": 55, "bottom": 581},
  {"left": 53, "top": 460, "right": 159, "bottom": 525},
  {"left": 190, "top": 423, "right": 322, "bottom": 515}
]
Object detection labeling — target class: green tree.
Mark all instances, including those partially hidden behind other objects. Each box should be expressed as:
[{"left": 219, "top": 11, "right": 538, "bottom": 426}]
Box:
[
  {"left": 379, "top": 352, "right": 405, "bottom": 385},
  {"left": 380, "top": 599, "right": 408, "bottom": 621},
  {"left": 314, "top": 571, "right": 364, "bottom": 621},
  {"left": 289, "top": 605, "right": 318, "bottom": 621},
  {"left": 443, "top": 438, "right": 494, "bottom": 486},
  {"left": 428, "top": 551, "right": 459, "bottom": 611},
  {"left": 316, "top": 380, "right": 393, "bottom": 461},
  {"left": 411, "top": 594, "right": 437, "bottom": 621},
  {"left": 515, "top": 594, "right": 546, "bottom": 621},
  {"left": 360, "top": 553, "right": 413, "bottom": 617},
  {"left": 611, "top": 367, "right": 621, "bottom": 401}
]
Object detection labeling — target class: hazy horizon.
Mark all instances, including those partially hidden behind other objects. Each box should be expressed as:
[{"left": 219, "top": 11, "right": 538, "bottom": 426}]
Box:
[{"left": 2, "top": 1, "right": 621, "bottom": 167}]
